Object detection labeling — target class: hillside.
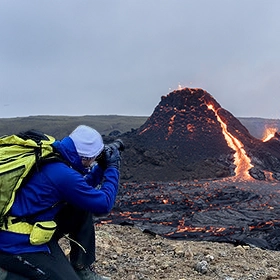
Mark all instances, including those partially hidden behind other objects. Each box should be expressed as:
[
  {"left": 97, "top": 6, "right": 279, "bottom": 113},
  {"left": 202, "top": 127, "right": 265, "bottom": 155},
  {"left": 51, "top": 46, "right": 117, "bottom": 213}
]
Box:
[
  {"left": 1, "top": 115, "right": 280, "bottom": 141},
  {"left": 0, "top": 115, "right": 148, "bottom": 139}
]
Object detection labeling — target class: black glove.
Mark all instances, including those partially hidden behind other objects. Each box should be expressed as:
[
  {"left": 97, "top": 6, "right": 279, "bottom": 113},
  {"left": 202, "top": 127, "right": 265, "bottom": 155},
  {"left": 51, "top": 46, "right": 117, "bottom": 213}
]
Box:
[
  {"left": 103, "top": 144, "right": 121, "bottom": 170},
  {"left": 96, "top": 139, "right": 124, "bottom": 170}
]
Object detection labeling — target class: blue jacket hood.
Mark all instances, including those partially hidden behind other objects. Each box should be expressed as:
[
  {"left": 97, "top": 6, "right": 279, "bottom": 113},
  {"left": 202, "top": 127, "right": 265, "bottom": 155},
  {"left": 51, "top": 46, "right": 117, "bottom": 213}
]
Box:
[{"left": 52, "top": 137, "right": 86, "bottom": 174}]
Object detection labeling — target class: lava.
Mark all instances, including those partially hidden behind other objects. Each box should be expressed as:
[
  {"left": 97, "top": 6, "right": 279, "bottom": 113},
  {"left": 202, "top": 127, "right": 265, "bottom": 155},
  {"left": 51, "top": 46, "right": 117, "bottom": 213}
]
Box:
[
  {"left": 207, "top": 104, "right": 253, "bottom": 179},
  {"left": 262, "top": 127, "right": 278, "bottom": 142},
  {"left": 99, "top": 176, "right": 280, "bottom": 251},
  {"left": 173, "top": 217, "right": 228, "bottom": 235},
  {"left": 166, "top": 115, "right": 176, "bottom": 139}
]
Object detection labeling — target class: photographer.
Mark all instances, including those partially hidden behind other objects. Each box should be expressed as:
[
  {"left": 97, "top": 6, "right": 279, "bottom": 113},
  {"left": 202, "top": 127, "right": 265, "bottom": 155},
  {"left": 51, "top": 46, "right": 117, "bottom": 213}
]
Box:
[{"left": 0, "top": 125, "right": 122, "bottom": 280}]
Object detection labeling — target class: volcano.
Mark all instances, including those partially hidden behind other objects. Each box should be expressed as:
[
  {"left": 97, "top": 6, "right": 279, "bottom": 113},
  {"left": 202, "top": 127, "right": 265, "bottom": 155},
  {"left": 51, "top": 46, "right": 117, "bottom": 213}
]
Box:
[
  {"left": 99, "top": 88, "right": 280, "bottom": 251},
  {"left": 116, "top": 88, "right": 280, "bottom": 182}
]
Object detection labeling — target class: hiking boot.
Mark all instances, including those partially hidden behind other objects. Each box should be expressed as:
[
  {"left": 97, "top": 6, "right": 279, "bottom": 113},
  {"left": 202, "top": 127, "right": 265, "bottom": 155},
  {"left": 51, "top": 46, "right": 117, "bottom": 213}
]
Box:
[
  {"left": 0, "top": 268, "right": 8, "bottom": 280},
  {"left": 75, "top": 267, "right": 111, "bottom": 280}
]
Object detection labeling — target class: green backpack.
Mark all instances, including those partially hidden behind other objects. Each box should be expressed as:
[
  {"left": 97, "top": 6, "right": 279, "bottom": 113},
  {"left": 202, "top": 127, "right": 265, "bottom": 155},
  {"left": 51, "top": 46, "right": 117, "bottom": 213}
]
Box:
[{"left": 0, "top": 130, "right": 60, "bottom": 228}]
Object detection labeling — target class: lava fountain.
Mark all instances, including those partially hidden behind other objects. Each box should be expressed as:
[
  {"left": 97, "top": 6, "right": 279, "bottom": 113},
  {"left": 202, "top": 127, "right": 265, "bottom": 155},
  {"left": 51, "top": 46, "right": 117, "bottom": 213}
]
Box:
[{"left": 262, "top": 127, "right": 278, "bottom": 142}]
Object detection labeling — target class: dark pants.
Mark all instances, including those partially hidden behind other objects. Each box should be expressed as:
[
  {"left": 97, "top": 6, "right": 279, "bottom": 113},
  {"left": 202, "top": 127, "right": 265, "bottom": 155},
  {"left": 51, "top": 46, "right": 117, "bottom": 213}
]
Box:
[
  {"left": 54, "top": 204, "right": 96, "bottom": 268},
  {"left": 0, "top": 205, "right": 96, "bottom": 279}
]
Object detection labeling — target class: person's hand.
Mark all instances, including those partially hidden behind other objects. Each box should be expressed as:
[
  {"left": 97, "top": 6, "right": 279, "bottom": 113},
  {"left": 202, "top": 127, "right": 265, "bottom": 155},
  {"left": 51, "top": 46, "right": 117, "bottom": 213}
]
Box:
[{"left": 103, "top": 144, "right": 121, "bottom": 170}]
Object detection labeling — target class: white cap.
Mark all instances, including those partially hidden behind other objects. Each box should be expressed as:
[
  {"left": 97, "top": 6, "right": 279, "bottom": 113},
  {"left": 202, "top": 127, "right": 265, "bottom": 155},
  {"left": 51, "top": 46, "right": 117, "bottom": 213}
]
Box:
[{"left": 69, "top": 125, "right": 104, "bottom": 158}]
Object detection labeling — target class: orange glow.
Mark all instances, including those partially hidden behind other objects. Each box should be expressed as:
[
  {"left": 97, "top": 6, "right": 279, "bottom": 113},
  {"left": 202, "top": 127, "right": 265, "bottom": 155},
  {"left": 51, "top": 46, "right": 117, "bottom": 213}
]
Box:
[
  {"left": 166, "top": 225, "right": 227, "bottom": 235},
  {"left": 263, "top": 171, "right": 277, "bottom": 182},
  {"left": 262, "top": 127, "right": 277, "bottom": 142},
  {"left": 167, "top": 115, "right": 176, "bottom": 138},
  {"left": 139, "top": 126, "right": 151, "bottom": 135},
  {"left": 173, "top": 218, "right": 228, "bottom": 235},
  {"left": 248, "top": 220, "right": 280, "bottom": 231},
  {"left": 207, "top": 104, "right": 253, "bottom": 179},
  {"left": 187, "top": 123, "right": 195, "bottom": 132},
  {"left": 131, "top": 199, "right": 151, "bottom": 205}
]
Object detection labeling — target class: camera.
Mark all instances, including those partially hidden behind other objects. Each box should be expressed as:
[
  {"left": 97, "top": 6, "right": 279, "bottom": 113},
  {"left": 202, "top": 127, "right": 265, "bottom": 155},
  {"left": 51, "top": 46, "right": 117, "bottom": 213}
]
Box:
[
  {"left": 106, "top": 139, "right": 125, "bottom": 152},
  {"left": 95, "top": 139, "right": 125, "bottom": 164}
]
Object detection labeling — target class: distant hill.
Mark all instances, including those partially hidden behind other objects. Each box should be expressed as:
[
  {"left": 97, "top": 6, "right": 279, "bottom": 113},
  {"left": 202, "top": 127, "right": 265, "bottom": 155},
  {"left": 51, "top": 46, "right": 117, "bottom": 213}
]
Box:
[
  {"left": 1, "top": 115, "right": 279, "bottom": 140},
  {"left": 0, "top": 115, "right": 148, "bottom": 139}
]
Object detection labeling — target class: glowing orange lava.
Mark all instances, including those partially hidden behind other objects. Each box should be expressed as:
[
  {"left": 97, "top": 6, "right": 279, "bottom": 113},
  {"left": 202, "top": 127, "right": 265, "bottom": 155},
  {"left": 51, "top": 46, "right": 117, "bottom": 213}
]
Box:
[
  {"left": 262, "top": 127, "right": 277, "bottom": 142},
  {"left": 166, "top": 115, "right": 176, "bottom": 139},
  {"left": 187, "top": 123, "right": 195, "bottom": 132},
  {"left": 139, "top": 126, "right": 151, "bottom": 135},
  {"left": 207, "top": 104, "right": 253, "bottom": 179}
]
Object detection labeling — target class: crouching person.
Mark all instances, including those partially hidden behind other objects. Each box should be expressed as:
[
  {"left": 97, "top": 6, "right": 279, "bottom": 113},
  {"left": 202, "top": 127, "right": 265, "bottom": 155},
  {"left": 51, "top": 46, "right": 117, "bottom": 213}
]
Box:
[{"left": 0, "top": 125, "right": 122, "bottom": 280}]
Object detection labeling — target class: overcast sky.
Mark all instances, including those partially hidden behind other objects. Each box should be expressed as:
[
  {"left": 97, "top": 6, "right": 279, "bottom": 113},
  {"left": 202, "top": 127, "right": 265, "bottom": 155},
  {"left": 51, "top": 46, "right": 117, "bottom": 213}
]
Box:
[{"left": 0, "top": 0, "right": 280, "bottom": 119}]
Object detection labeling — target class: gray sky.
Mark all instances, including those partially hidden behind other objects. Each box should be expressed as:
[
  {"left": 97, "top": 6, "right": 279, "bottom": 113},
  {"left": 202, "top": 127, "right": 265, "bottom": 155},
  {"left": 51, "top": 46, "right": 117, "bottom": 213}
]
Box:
[{"left": 1, "top": 0, "right": 280, "bottom": 119}]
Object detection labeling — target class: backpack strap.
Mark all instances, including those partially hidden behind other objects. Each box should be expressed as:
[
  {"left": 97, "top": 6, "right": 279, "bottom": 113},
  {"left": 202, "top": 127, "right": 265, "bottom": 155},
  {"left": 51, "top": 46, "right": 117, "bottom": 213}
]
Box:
[{"left": 1, "top": 216, "right": 33, "bottom": 234}]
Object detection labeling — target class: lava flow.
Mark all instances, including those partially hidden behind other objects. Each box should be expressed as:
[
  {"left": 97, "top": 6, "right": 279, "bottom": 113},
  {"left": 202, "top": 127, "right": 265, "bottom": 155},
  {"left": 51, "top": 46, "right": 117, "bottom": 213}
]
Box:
[
  {"left": 102, "top": 88, "right": 280, "bottom": 251},
  {"left": 207, "top": 104, "right": 253, "bottom": 179},
  {"left": 100, "top": 179, "right": 280, "bottom": 251}
]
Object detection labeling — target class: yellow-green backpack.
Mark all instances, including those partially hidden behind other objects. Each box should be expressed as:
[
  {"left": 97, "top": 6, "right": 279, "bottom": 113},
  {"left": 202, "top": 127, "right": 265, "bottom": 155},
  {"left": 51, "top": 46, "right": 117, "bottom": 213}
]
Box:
[{"left": 0, "top": 130, "right": 60, "bottom": 227}]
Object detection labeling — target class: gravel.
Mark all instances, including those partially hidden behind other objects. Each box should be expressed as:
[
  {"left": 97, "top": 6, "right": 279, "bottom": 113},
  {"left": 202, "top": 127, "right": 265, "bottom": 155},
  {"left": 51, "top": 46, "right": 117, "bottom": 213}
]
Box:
[{"left": 61, "top": 223, "right": 280, "bottom": 280}]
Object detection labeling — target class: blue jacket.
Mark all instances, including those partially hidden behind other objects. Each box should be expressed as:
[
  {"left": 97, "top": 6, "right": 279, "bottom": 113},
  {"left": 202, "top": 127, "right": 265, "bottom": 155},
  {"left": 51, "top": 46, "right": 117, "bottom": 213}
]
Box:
[{"left": 0, "top": 136, "right": 119, "bottom": 254}]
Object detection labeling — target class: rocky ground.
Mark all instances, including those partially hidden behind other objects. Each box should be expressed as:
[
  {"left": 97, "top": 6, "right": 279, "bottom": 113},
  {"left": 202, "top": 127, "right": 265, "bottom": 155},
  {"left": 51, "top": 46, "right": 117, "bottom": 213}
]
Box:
[{"left": 61, "top": 223, "right": 280, "bottom": 280}]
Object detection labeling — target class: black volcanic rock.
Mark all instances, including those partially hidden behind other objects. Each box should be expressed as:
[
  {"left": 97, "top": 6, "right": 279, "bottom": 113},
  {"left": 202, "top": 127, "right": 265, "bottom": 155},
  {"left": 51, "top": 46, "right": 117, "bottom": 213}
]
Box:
[
  {"left": 137, "top": 89, "right": 231, "bottom": 161},
  {"left": 114, "top": 89, "right": 233, "bottom": 182},
  {"left": 114, "top": 88, "right": 280, "bottom": 183}
]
